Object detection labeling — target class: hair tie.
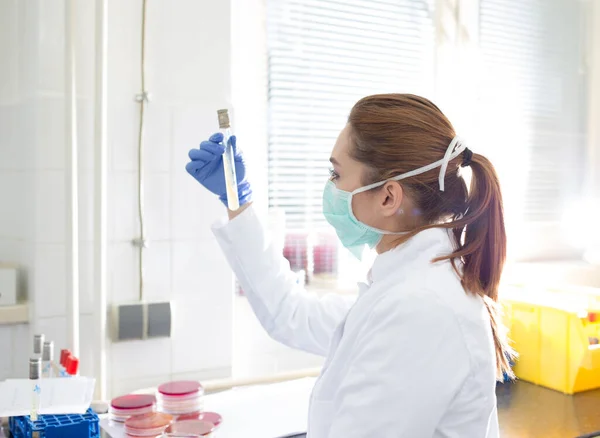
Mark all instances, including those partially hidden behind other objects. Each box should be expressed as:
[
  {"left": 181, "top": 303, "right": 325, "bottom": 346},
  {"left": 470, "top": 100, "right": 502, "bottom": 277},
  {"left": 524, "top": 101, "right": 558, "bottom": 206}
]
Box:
[{"left": 461, "top": 148, "right": 473, "bottom": 167}]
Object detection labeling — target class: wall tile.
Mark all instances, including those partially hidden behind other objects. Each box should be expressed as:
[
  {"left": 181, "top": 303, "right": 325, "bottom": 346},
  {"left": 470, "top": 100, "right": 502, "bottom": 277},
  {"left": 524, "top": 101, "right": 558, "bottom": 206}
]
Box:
[
  {"left": 170, "top": 172, "right": 223, "bottom": 240},
  {"left": 108, "top": 242, "right": 139, "bottom": 304},
  {"left": 74, "top": 4, "right": 95, "bottom": 100},
  {"left": 142, "top": 241, "right": 171, "bottom": 302},
  {"left": 16, "top": 0, "right": 41, "bottom": 99},
  {"left": 0, "top": 0, "right": 19, "bottom": 104},
  {"left": 17, "top": 101, "right": 37, "bottom": 167},
  {"left": 0, "top": 171, "right": 26, "bottom": 240},
  {"left": 144, "top": 104, "right": 171, "bottom": 173},
  {"left": 108, "top": 103, "right": 138, "bottom": 172},
  {"left": 77, "top": 98, "right": 95, "bottom": 172},
  {"left": 0, "top": 240, "right": 32, "bottom": 302},
  {"left": 111, "top": 374, "right": 170, "bottom": 400},
  {"left": 37, "top": 0, "right": 65, "bottom": 94},
  {"left": 145, "top": 172, "right": 170, "bottom": 241},
  {"left": 32, "top": 243, "right": 66, "bottom": 318},
  {"left": 147, "top": 0, "right": 230, "bottom": 103},
  {"left": 171, "top": 239, "right": 232, "bottom": 296},
  {"left": 10, "top": 323, "right": 31, "bottom": 379},
  {"left": 79, "top": 313, "right": 95, "bottom": 379},
  {"left": 0, "top": 327, "right": 12, "bottom": 380},
  {"left": 233, "top": 354, "right": 278, "bottom": 379},
  {"left": 106, "top": 0, "right": 140, "bottom": 109},
  {"left": 34, "top": 97, "right": 65, "bottom": 170},
  {"left": 171, "top": 293, "right": 233, "bottom": 373},
  {"left": 110, "top": 337, "right": 171, "bottom": 381},
  {"left": 0, "top": 238, "right": 21, "bottom": 262},
  {"left": 171, "top": 105, "right": 219, "bottom": 176},
  {"left": 0, "top": 105, "right": 21, "bottom": 170},
  {"left": 108, "top": 171, "right": 138, "bottom": 242},
  {"left": 79, "top": 241, "right": 94, "bottom": 314},
  {"left": 78, "top": 168, "right": 94, "bottom": 243},
  {"left": 170, "top": 366, "right": 231, "bottom": 383},
  {"left": 33, "top": 170, "right": 65, "bottom": 243}
]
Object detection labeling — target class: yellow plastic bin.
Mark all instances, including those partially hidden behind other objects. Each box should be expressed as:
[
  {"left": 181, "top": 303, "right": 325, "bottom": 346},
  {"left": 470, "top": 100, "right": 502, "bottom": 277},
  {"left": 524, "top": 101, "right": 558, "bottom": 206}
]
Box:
[{"left": 502, "top": 284, "right": 600, "bottom": 394}]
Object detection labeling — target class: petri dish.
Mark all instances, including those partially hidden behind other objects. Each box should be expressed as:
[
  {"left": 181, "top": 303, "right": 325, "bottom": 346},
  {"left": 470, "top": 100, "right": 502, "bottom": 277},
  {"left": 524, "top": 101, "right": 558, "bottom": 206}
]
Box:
[
  {"left": 110, "top": 394, "right": 156, "bottom": 422},
  {"left": 164, "top": 420, "right": 214, "bottom": 437},
  {"left": 176, "top": 412, "right": 222, "bottom": 428},
  {"left": 125, "top": 412, "right": 173, "bottom": 437},
  {"left": 158, "top": 381, "right": 202, "bottom": 396}
]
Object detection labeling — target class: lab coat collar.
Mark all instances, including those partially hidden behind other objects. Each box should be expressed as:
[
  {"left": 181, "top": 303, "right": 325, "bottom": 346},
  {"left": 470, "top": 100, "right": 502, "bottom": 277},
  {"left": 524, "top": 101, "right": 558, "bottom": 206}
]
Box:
[{"left": 369, "top": 227, "right": 455, "bottom": 285}]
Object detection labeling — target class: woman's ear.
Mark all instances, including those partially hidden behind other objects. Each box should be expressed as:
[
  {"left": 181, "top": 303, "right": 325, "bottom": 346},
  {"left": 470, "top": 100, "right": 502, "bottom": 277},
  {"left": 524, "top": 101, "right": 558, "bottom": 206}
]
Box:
[{"left": 380, "top": 181, "right": 404, "bottom": 217}]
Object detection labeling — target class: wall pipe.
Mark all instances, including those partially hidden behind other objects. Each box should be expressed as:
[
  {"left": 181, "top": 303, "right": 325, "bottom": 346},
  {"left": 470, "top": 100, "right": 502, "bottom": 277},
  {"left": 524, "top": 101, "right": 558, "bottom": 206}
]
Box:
[
  {"left": 65, "top": 0, "right": 80, "bottom": 358},
  {"left": 93, "top": 0, "right": 108, "bottom": 400}
]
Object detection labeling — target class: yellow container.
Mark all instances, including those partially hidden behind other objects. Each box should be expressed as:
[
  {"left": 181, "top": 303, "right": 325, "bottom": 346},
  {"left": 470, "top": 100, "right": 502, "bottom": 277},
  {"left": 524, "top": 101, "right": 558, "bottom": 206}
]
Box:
[{"left": 502, "top": 284, "right": 600, "bottom": 394}]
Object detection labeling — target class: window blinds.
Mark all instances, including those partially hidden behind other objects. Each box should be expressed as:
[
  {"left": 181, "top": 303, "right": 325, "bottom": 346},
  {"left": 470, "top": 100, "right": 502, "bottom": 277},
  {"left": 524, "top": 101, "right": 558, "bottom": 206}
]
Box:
[
  {"left": 267, "top": 0, "right": 436, "bottom": 230},
  {"left": 478, "top": 0, "right": 587, "bottom": 222}
]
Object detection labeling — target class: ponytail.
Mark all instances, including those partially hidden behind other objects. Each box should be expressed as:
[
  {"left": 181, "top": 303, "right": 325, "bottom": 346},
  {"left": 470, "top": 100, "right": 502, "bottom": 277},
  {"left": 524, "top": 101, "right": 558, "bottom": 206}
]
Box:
[{"left": 439, "top": 154, "right": 515, "bottom": 379}]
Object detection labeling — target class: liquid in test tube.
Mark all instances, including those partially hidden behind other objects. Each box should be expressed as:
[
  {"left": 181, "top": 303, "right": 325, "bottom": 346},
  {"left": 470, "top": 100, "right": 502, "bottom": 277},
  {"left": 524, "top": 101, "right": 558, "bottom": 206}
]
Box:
[
  {"left": 217, "top": 109, "right": 240, "bottom": 211},
  {"left": 29, "top": 357, "right": 41, "bottom": 421}
]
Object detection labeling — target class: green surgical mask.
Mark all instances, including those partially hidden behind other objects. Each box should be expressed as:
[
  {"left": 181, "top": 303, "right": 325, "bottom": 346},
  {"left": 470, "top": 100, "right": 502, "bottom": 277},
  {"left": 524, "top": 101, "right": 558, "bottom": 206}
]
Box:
[{"left": 322, "top": 137, "right": 467, "bottom": 259}]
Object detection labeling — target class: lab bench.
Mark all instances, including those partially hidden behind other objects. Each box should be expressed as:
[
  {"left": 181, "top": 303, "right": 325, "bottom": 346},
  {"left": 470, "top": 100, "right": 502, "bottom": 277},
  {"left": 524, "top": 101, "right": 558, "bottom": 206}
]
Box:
[{"left": 100, "top": 377, "right": 314, "bottom": 438}]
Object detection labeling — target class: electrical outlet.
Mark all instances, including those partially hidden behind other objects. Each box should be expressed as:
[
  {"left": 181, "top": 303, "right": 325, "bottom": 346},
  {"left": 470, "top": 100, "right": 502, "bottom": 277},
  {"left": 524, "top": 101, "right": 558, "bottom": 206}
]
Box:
[
  {"left": 113, "top": 304, "right": 145, "bottom": 341},
  {"left": 147, "top": 302, "right": 172, "bottom": 338}
]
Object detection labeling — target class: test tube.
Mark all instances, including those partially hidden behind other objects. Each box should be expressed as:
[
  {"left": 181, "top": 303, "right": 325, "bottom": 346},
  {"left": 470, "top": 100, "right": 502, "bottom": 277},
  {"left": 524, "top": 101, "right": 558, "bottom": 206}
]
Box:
[
  {"left": 33, "top": 334, "right": 44, "bottom": 358},
  {"left": 29, "top": 357, "right": 41, "bottom": 421},
  {"left": 217, "top": 109, "right": 240, "bottom": 211},
  {"left": 42, "top": 341, "right": 54, "bottom": 378}
]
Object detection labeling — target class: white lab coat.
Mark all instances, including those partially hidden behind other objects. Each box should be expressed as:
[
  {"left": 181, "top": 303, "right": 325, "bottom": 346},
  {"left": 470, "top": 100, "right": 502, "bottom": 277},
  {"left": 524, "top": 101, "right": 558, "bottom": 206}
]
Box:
[{"left": 213, "top": 206, "right": 499, "bottom": 438}]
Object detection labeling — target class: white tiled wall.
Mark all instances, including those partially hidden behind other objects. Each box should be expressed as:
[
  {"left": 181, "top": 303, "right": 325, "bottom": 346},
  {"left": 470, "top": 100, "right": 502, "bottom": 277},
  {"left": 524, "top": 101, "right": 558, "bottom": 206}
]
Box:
[
  {"left": 1, "top": 0, "right": 314, "bottom": 396},
  {"left": 0, "top": 0, "right": 235, "bottom": 397}
]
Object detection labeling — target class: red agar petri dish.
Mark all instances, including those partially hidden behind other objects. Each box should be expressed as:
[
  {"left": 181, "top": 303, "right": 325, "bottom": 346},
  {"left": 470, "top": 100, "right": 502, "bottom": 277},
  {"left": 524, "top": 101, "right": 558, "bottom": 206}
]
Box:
[
  {"left": 158, "top": 381, "right": 202, "bottom": 396},
  {"left": 125, "top": 412, "right": 173, "bottom": 437},
  {"left": 165, "top": 420, "right": 215, "bottom": 436},
  {"left": 177, "top": 412, "right": 222, "bottom": 428},
  {"left": 112, "top": 394, "right": 156, "bottom": 410}
]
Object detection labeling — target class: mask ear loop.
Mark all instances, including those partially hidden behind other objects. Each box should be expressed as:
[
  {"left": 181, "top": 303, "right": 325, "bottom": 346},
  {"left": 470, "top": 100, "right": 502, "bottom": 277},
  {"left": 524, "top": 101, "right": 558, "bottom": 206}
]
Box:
[{"left": 438, "top": 136, "right": 463, "bottom": 192}]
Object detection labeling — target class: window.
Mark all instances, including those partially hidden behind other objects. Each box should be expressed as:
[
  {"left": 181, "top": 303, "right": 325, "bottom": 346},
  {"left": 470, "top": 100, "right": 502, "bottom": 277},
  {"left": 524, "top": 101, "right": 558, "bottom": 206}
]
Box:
[
  {"left": 266, "top": 0, "right": 590, "bottom": 274},
  {"left": 267, "top": 0, "right": 436, "bottom": 285},
  {"left": 475, "top": 0, "right": 588, "bottom": 256}
]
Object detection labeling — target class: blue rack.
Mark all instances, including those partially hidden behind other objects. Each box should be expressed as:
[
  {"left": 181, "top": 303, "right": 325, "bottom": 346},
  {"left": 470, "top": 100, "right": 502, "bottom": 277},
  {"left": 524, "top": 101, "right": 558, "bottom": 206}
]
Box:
[{"left": 9, "top": 408, "right": 100, "bottom": 438}]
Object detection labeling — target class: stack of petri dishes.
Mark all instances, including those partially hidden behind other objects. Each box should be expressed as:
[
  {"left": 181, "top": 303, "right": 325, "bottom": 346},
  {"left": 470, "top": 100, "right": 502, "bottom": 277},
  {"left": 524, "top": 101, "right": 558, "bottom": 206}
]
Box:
[
  {"left": 124, "top": 412, "right": 173, "bottom": 437},
  {"left": 156, "top": 381, "right": 204, "bottom": 417},
  {"left": 109, "top": 394, "right": 157, "bottom": 423}
]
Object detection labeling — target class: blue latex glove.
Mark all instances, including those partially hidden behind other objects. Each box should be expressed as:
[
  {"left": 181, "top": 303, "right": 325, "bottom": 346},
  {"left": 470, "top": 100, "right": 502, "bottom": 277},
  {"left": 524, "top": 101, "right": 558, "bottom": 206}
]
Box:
[{"left": 186, "top": 133, "right": 252, "bottom": 207}]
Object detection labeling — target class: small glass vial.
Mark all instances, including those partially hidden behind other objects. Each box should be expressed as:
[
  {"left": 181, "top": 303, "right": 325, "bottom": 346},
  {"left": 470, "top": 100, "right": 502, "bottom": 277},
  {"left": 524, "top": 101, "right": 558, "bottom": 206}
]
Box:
[
  {"left": 29, "top": 357, "right": 41, "bottom": 421},
  {"left": 42, "top": 341, "right": 54, "bottom": 378},
  {"left": 33, "top": 334, "right": 44, "bottom": 358}
]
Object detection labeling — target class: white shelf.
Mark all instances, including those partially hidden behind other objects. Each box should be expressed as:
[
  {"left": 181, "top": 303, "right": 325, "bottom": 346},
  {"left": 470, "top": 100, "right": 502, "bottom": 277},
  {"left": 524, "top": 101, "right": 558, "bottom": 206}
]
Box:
[{"left": 0, "top": 304, "right": 29, "bottom": 325}]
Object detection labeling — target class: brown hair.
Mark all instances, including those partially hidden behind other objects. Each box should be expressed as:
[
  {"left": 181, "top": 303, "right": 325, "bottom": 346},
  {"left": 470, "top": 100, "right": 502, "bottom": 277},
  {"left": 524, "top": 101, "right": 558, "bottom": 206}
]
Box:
[{"left": 348, "top": 93, "right": 514, "bottom": 379}]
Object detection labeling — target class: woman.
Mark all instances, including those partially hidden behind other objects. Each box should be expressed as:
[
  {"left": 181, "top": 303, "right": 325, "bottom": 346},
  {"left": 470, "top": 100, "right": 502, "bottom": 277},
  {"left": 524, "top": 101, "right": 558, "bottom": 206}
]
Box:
[{"left": 186, "top": 94, "right": 513, "bottom": 437}]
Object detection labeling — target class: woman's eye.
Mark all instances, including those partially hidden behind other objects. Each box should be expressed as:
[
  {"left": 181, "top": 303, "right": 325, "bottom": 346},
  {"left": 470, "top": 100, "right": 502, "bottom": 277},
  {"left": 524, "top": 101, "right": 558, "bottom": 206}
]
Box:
[{"left": 328, "top": 168, "right": 339, "bottom": 181}]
